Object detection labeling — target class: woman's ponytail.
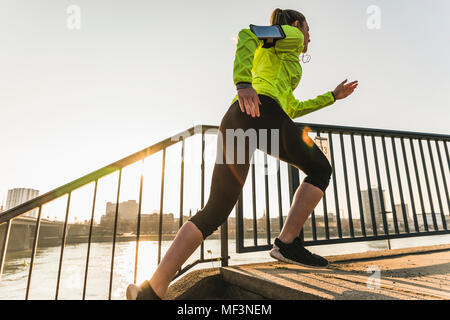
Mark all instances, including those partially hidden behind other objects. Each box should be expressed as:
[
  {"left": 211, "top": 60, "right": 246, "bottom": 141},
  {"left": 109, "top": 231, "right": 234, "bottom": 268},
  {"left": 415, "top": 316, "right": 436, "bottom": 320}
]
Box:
[
  {"left": 270, "top": 8, "right": 284, "bottom": 25},
  {"left": 270, "top": 8, "right": 306, "bottom": 27}
]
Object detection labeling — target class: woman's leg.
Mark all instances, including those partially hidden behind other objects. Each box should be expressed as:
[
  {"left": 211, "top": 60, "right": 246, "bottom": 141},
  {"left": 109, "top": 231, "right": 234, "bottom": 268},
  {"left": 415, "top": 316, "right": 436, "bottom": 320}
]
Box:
[
  {"left": 147, "top": 160, "right": 251, "bottom": 298},
  {"left": 254, "top": 103, "right": 332, "bottom": 267},
  {"left": 259, "top": 101, "right": 333, "bottom": 244},
  {"left": 277, "top": 130, "right": 332, "bottom": 243},
  {"left": 139, "top": 101, "right": 255, "bottom": 298},
  {"left": 149, "top": 221, "right": 203, "bottom": 298},
  {"left": 278, "top": 181, "right": 324, "bottom": 244}
]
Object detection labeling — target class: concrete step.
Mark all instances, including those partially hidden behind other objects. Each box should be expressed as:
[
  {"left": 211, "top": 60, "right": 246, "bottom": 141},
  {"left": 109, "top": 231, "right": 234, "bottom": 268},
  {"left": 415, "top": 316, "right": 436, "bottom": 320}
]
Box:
[
  {"left": 220, "top": 244, "right": 450, "bottom": 300},
  {"left": 167, "top": 244, "right": 450, "bottom": 300}
]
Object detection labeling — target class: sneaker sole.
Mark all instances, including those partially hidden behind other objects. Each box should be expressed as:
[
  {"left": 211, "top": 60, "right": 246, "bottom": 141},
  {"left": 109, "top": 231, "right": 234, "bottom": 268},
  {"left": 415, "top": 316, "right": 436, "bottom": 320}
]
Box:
[{"left": 269, "top": 247, "right": 329, "bottom": 269}]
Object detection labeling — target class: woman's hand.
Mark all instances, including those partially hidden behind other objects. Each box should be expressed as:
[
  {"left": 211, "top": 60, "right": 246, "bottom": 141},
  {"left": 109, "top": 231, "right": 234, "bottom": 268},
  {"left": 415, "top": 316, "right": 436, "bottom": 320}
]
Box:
[
  {"left": 333, "top": 79, "right": 358, "bottom": 100},
  {"left": 237, "top": 87, "right": 261, "bottom": 117}
]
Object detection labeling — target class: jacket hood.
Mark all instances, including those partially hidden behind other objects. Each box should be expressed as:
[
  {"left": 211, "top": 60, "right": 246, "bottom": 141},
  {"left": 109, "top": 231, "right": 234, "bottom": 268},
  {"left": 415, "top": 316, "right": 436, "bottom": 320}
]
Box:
[{"left": 276, "top": 25, "right": 304, "bottom": 56}]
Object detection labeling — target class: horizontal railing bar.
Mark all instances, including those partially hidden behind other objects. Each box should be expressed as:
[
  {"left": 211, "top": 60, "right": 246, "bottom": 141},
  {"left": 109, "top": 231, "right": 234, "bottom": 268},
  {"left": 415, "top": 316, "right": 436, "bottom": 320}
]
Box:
[
  {"left": 238, "top": 229, "right": 450, "bottom": 253},
  {"left": 238, "top": 245, "right": 273, "bottom": 253},
  {"left": 0, "top": 125, "right": 219, "bottom": 224},
  {"left": 173, "top": 256, "right": 228, "bottom": 280}
]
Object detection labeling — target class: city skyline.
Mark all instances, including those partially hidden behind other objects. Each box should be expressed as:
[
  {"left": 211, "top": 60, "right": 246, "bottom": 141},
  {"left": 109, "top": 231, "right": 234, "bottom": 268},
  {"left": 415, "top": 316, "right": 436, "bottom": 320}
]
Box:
[{"left": 3, "top": 184, "right": 444, "bottom": 229}]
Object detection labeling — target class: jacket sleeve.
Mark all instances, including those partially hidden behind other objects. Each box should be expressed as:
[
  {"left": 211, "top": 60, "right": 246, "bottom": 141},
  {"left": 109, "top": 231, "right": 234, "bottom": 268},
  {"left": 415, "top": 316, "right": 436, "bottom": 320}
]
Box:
[
  {"left": 290, "top": 91, "right": 336, "bottom": 119},
  {"left": 233, "top": 28, "right": 263, "bottom": 85}
]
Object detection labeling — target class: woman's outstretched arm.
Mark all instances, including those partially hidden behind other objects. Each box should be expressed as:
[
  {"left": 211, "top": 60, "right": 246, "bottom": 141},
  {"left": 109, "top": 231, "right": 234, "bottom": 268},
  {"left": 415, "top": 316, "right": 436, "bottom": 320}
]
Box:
[{"left": 289, "top": 79, "right": 358, "bottom": 119}]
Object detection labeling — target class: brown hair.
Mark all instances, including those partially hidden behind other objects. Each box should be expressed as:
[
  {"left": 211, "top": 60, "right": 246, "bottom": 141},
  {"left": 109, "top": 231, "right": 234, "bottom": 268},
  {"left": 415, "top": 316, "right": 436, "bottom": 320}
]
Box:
[{"left": 270, "top": 8, "right": 306, "bottom": 27}]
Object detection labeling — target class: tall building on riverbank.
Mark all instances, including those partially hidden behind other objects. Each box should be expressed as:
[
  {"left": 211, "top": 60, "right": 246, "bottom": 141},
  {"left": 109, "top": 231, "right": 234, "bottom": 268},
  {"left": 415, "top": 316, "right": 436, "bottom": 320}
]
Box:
[
  {"left": 361, "top": 187, "right": 386, "bottom": 229},
  {"left": 5, "top": 188, "right": 40, "bottom": 218},
  {"left": 105, "top": 200, "right": 139, "bottom": 221}
]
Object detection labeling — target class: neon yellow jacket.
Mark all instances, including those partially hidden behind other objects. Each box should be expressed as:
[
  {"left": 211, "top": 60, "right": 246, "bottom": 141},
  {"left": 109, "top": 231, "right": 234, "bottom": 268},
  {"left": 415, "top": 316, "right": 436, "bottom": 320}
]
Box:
[{"left": 231, "top": 25, "right": 335, "bottom": 119}]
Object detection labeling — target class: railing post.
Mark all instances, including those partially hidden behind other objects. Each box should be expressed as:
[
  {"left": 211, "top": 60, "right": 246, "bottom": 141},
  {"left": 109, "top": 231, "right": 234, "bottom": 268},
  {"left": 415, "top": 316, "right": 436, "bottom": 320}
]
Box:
[
  {"left": 264, "top": 153, "right": 271, "bottom": 245},
  {"left": 25, "top": 206, "right": 43, "bottom": 300},
  {"left": 392, "top": 137, "right": 410, "bottom": 233},
  {"left": 276, "top": 159, "right": 284, "bottom": 231},
  {"left": 158, "top": 149, "right": 166, "bottom": 265},
  {"left": 55, "top": 192, "right": 72, "bottom": 300},
  {"left": 328, "top": 132, "right": 343, "bottom": 239},
  {"left": 401, "top": 138, "right": 420, "bottom": 232},
  {"left": 134, "top": 160, "right": 145, "bottom": 285},
  {"left": 361, "top": 134, "right": 378, "bottom": 236},
  {"left": 236, "top": 192, "right": 244, "bottom": 253},
  {"left": 351, "top": 133, "right": 366, "bottom": 237},
  {"left": 288, "top": 162, "right": 301, "bottom": 239},
  {"left": 435, "top": 140, "right": 449, "bottom": 230},
  {"left": 82, "top": 179, "right": 98, "bottom": 300},
  {"left": 340, "top": 133, "right": 355, "bottom": 238},
  {"left": 0, "top": 220, "right": 12, "bottom": 280},
  {"left": 251, "top": 159, "right": 258, "bottom": 246},
  {"left": 371, "top": 135, "right": 389, "bottom": 236},
  {"left": 220, "top": 220, "right": 228, "bottom": 267},
  {"left": 381, "top": 136, "right": 400, "bottom": 235},
  {"left": 410, "top": 139, "right": 428, "bottom": 231},
  {"left": 200, "top": 131, "right": 205, "bottom": 261},
  {"left": 108, "top": 168, "right": 122, "bottom": 300},
  {"left": 316, "top": 131, "right": 330, "bottom": 240}
]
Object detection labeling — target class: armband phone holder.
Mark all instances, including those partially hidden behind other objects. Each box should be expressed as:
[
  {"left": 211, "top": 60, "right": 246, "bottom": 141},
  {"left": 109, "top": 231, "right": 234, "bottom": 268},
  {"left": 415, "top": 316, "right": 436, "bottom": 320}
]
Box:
[{"left": 249, "top": 24, "right": 286, "bottom": 47}]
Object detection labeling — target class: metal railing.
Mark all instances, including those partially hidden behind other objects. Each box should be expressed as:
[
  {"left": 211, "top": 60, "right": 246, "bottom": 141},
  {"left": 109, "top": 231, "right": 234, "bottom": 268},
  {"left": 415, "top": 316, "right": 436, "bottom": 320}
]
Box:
[
  {"left": 0, "top": 123, "right": 449, "bottom": 300},
  {"left": 0, "top": 125, "right": 224, "bottom": 299},
  {"left": 235, "top": 123, "right": 450, "bottom": 253}
]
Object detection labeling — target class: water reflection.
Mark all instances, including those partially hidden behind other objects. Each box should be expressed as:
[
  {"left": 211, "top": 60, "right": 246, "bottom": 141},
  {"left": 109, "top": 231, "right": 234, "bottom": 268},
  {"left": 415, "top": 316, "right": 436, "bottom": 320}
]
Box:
[{"left": 0, "top": 234, "right": 449, "bottom": 300}]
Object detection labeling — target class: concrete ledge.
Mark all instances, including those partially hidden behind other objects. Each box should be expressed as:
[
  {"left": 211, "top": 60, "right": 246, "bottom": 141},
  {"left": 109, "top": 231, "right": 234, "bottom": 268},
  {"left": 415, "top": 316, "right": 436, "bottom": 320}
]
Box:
[
  {"left": 220, "top": 266, "right": 324, "bottom": 300},
  {"left": 165, "top": 268, "right": 220, "bottom": 300},
  {"left": 326, "top": 243, "right": 450, "bottom": 264},
  {"left": 166, "top": 267, "right": 266, "bottom": 300},
  {"left": 167, "top": 244, "right": 450, "bottom": 300}
]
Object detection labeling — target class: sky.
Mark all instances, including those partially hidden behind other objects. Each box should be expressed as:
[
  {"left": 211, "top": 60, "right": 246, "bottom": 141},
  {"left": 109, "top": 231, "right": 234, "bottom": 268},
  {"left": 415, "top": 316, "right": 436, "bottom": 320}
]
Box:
[{"left": 0, "top": 0, "right": 449, "bottom": 223}]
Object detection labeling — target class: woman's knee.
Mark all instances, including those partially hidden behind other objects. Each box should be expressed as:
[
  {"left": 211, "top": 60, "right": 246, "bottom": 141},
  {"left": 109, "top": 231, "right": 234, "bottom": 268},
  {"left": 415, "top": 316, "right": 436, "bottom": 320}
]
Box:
[
  {"left": 304, "top": 161, "right": 333, "bottom": 193},
  {"left": 187, "top": 206, "right": 229, "bottom": 240}
]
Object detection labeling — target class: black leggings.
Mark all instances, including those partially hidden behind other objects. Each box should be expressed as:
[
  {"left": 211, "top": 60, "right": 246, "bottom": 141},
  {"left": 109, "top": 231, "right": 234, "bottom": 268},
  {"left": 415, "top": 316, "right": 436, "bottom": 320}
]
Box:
[{"left": 188, "top": 94, "right": 332, "bottom": 239}]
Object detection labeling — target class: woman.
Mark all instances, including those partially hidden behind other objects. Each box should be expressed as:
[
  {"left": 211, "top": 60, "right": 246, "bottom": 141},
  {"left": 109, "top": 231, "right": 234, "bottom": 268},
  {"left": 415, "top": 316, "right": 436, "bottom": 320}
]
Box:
[{"left": 127, "top": 8, "right": 358, "bottom": 300}]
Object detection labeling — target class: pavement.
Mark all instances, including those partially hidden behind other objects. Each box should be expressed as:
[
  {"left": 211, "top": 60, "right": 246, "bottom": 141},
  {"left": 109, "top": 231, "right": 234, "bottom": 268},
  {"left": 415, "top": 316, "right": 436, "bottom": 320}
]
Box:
[{"left": 168, "top": 243, "right": 450, "bottom": 300}]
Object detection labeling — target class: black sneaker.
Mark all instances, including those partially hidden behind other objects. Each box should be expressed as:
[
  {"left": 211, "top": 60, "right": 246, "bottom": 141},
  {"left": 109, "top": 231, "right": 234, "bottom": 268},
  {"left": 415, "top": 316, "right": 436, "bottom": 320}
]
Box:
[{"left": 270, "top": 237, "right": 329, "bottom": 268}]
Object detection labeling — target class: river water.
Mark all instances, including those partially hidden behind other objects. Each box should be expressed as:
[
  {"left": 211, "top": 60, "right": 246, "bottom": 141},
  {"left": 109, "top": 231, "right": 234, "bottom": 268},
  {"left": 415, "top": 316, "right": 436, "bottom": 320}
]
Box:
[{"left": 0, "top": 234, "right": 449, "bottom": 300}]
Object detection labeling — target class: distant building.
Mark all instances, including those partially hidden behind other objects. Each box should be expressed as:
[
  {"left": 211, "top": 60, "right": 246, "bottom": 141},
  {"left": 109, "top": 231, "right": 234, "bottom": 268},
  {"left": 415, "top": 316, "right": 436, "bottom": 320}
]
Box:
[
  {"left": 314, "top": 137, "right": 330, "bottom": 163},
  {"left": 391, "top": 203, "right": 411, "bottom": 230},
  {"left": 418, "top": 213, "right": 443, "bottom": 229},
  {"left": 5, "top": 188, "right": 40, "bottom": 218},
  {"left": 100, "top": 201, "right": 179, "bottom": 234},
  {"left": 139, "top": 212, "right": 176, "bottom": 234},
  {"left": 100, "top": 200, "right": 139, "bottom": 229},
  {"left": 105, "top": 200, "right": 139, "bottom": 221},
  {"left": 361, "top": 187, "right": 386, "bottom": 229}
]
